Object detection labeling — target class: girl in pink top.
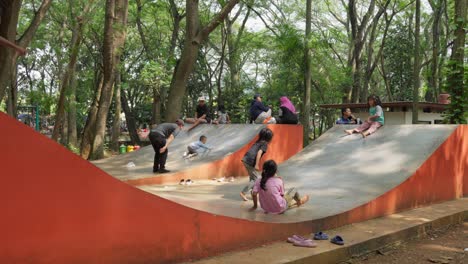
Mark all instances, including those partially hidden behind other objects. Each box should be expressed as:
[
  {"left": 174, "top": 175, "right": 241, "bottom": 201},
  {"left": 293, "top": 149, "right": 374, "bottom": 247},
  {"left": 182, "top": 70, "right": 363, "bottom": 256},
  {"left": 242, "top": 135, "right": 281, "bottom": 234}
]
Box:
[{"left": 250, "top": 160, "right": 309, "bottom": 214}]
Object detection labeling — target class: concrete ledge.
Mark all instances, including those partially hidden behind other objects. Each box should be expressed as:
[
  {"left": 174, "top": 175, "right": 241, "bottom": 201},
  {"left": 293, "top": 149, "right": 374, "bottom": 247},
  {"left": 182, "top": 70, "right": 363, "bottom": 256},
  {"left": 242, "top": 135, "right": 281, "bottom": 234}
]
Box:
[{"left": 189, "top": 198, "right": 468, "bottom": 264}]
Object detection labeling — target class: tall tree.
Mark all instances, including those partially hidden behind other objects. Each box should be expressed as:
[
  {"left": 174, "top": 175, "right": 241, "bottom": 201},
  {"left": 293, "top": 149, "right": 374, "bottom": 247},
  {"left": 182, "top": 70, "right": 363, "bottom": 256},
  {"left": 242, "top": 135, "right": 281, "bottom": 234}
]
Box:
[
  {"left": 302, "top": 0, "right": 312, "bottom": 146},
  {"left": 445, "top": 0, "right": 466, "bottom": 124},
  {"left": 110, "top": 70, "right": 122, "bottom": 151},
  {"left": 0, "top": 0, "right": 52, "bottom": 115},
  {"left": 426, "top": 0, "right": 446, "bottom": 102},
  {"left": 81, "top": 0, "right": 128, "bottom": 160},
  {"left": 165, "top": 0, "right": 240, "bottom": 122},
  {"left": 52, "top": 1, "right": 93, "bottom": 142},
  {"left": 412, "top": 0, "right": 421, "bottom": 124}
]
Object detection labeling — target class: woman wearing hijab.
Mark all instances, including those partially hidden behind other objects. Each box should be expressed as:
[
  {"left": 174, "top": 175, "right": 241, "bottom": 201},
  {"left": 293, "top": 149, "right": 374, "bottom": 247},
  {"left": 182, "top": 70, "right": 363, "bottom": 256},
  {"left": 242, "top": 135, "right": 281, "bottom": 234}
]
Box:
[{"left": 278, "top": 96, "right": 298, "bottom": 124}]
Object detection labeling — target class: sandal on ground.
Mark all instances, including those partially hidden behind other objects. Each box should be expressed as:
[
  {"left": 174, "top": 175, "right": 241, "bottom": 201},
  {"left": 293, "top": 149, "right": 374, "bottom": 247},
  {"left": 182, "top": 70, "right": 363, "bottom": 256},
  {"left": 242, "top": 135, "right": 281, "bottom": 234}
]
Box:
[
  {"left": 313, "top": 231, "right": 329, "bottom": 240},
  {"left": 331, "top": 235, "right": 345, "bottom": 246}
]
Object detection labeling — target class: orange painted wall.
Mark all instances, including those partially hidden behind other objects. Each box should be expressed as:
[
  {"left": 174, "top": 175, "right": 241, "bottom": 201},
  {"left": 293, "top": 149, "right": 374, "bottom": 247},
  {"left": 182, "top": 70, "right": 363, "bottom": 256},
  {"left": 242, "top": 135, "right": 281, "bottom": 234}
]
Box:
[
  {"left": 1, "top": 112, "right": 466, "bottom": 264},
  {"left": 125, "top": 124, "right": 303, "bottom": 186}
]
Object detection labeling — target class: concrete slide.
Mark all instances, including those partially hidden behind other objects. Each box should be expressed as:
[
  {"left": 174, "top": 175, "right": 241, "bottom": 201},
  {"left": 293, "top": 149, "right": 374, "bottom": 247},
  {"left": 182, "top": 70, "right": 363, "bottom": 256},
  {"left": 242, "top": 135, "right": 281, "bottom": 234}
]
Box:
[
  {"left": 93, "top": 124, "right": 303, "bottom": 185},
  {"left": 1, "top": 112, "right": 467, "bottom": 264}
]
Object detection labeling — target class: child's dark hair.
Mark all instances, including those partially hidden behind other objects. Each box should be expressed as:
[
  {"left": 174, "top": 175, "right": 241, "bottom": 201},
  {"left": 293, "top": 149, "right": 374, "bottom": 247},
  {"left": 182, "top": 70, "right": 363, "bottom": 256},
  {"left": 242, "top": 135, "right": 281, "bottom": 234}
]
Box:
[
  {"left": 218, "top": 104, "right": 226, "bottom": 113},
  {"left": 200, "top": 135, "right": 207, "bottom": 141},
  {"left": 341, "top": 108, "right": 349, "bottom": 115},
  {"left": 367, "top": 95, "right": 381, "bottom": 107},
  {"left": 257, "top": 128, "right": 274, "bottom": 143},
  {"left": 260, "top": 160, "right": 277, "bottom": 191}
]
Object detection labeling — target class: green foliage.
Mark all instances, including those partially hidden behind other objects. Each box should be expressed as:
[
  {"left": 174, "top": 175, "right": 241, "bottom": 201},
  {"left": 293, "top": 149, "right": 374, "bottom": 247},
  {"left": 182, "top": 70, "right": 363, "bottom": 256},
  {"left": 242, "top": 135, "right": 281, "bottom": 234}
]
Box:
[{"left": 383, "top": 23, "right": 414, "bottom": 101}]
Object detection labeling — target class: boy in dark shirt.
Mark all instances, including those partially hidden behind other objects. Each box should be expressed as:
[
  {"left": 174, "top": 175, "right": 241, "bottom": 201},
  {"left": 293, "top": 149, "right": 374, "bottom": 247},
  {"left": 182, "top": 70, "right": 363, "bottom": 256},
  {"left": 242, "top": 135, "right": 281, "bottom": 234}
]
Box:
[
  {"left": 240, "top": 128, "right": 274, "bottom": 201},
  {"left": 149, "top": 119, "right": 184, "bottom": 173},
  {"left": 186, "top": 97, "right": 211, "bottom": 131}
]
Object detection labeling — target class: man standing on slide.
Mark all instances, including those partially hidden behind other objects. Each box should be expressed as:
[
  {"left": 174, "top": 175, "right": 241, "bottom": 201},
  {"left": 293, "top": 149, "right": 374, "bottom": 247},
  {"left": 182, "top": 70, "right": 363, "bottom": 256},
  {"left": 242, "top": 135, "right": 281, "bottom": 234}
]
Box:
[{"left": 149, "top": 119, "right": 184, "bottom": 174}]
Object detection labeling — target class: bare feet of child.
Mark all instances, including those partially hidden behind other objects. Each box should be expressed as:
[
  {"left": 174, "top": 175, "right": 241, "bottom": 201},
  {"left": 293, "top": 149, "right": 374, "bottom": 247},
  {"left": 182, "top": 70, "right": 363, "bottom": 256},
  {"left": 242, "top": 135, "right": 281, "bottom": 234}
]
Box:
[
  {"left": 297, "top": 195, "right": 310, "bottom": 206},
  {"left": 361, "top": 131, "right": 370, "bottom": 138},
  {"left": 344, "top": 129, "right": 355, "bottom": 135},
  {"left": 240, "top": 192, "right": 249, "bottom": 201}
]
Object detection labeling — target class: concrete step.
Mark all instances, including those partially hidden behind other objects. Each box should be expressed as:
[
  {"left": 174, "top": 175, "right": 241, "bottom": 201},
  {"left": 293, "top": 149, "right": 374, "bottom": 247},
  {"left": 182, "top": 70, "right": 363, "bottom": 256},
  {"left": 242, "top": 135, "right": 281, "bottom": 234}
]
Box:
[{"left": 188, "top": 198, "right": 468, "bottom": 264}]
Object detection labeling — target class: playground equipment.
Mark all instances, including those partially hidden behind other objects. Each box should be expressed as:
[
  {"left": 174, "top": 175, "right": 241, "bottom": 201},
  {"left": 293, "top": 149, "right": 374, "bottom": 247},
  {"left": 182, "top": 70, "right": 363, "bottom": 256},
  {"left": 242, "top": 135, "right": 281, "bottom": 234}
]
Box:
[
  {"left": 17, "top": 105, "right": 40, "bottom": 131},
  {"left": 1, "top": 112, "right": 466, "bottom": 264},
  {"left": 93, "top": 124, "right": 303, "bottom": 185}
]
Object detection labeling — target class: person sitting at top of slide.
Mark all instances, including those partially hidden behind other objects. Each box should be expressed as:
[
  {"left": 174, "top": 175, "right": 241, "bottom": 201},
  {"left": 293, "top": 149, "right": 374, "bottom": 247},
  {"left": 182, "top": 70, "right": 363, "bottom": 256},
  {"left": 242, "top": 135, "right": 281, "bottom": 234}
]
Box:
[
  {"left": 149, "top": 120, "right": 184, "bottom": 173},
  {"left": 250, "top": 93, "right": 276, "bottom": 124},
  {"left": 345, "top": 95, "right": 385, "bottom": 138},
  {"left": 212, "top": 104, "right": 230, "bottom": 124},
  {"left": 184, "top": 135, "right": 212, "bottom": 159},
  {"left": 277, "top": 96, "right": 298, "bottom": 124},
  {"left": 186, "top": 97, "right": 211, "bottom": 131},
  {"left": 336, "top": 108, "right": 358, "bottom": 124},
  {"left": 250, "top": 160, "right": 309, "bottom": 214}
]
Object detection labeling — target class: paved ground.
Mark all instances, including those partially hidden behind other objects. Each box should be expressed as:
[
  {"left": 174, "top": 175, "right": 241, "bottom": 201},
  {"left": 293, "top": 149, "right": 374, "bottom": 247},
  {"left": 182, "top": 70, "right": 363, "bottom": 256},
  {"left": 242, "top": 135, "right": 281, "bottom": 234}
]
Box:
[
  {"left": 352, "top": 222, "right": 467, "bottom": 264},
  {"left": 93, "top": 124, "right": 265, "bottom": 181},
  {"left": 141, "top": 125, "right": 457, "bottom": 223}
]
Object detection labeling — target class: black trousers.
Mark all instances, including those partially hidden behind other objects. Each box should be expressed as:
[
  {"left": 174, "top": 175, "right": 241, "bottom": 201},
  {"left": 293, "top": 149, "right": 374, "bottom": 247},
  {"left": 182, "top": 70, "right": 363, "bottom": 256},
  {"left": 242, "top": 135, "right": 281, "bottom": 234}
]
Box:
[{"left": 149, "top": 132, "right": 168, "bottom": 172}]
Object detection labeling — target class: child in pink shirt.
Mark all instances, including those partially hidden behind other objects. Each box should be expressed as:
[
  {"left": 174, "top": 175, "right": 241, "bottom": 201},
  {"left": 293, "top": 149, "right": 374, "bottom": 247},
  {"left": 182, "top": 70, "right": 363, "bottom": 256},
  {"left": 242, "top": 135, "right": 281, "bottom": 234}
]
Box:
[{"left": 250, "top": 160, "right": 309, "bottom": 214}]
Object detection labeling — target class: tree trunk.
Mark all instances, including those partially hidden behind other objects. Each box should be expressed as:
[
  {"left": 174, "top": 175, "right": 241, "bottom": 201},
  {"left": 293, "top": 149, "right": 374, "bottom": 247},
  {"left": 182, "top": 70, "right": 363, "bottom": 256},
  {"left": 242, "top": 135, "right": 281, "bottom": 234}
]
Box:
[
  {"left": 152, "top": 84, "right": 161, "bottom": 124},
  {"left": 302, "top": 0, "right": 312, "bottom": 146},
  {"left": 445, "top": 0, "right": 466, "bottom": 123},
  {"left": 346, "top": 0, "right": 376, "bottom": 103},
  {"left": 121, "top": 90, "right": 141, "bottom": 145},
  {"left": 0, "top": 0, "right": 21, "bottom": 106},
  {"left": 0, "top": 0, "right": 52, "bottom": 106},
  {"left": 412, "top": 0, "right": 421, "bottom": 124},
  {"left": 165, "top": 0, "right": 240, "bottom": 122},
  {"left": 362, "top": 0, "right": 392, "bottom": 102},
  {"left": 67, "top": 69, "right": 78, "bottom": 148},
  {"left": 89, "top": 0, "right": 129, "bottom": 160},
  {"left": 226, "top": 18, "right": 240, "bottom": 94},
  {"left": 110, "top": 70, "right": 122, "bottom": 151},
  {"left": 60, "top": 112, "right": 68, "bottom": 145},
  {"left": 80, "top": 72, "right": 103, "bottom": 159},
  {"left": 52, "top": 13, "right": 86, "bottom": 142},
  {"left": 427, "top": 0, "right": 444, "bottom": 102},
  {"left": 6, "top": 64, "right": 18, "bottom": 117}
]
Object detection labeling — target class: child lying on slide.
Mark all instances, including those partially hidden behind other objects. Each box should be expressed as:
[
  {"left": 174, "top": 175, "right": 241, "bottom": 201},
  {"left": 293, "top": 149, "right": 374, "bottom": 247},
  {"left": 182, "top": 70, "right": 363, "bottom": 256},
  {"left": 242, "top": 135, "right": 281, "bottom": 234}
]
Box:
[{"left": 184, "top": 135, "right": 212, "bottom": 159}]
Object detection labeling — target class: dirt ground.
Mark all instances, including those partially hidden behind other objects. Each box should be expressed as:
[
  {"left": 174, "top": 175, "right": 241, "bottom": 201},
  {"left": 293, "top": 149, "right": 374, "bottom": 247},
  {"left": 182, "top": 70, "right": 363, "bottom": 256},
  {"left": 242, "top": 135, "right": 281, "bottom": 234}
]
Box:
[{"left": 347, "top": 222, "right": 468, "bottom": 264}]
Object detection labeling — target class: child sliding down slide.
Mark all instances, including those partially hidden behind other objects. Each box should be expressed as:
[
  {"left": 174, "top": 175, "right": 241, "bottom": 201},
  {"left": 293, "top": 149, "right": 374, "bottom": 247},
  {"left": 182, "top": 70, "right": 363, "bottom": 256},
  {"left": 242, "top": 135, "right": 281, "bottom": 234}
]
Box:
[
  {"left": 184, "top": 135, "right": 212, "bottom": 159},
  {"left": 250, "top": 160, "right": 309, "bottom": 214},
  {"left": 345, "top": 95, "right": 385, "bottom": 138}
]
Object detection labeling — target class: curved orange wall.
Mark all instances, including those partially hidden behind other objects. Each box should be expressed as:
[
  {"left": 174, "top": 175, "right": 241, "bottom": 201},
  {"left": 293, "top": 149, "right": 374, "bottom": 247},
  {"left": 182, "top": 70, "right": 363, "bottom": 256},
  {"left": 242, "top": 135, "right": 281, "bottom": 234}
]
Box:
[
  {"left": 125, "top": 124, "right": 303, "bottom": 186},
  {"left": 1, "top": 112, "right": 466, "bottom": 264}
]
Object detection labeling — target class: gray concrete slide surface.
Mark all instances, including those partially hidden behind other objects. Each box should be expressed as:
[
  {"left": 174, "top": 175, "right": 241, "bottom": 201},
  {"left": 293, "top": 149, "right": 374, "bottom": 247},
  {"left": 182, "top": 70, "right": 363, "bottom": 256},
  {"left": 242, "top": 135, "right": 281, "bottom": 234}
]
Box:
[
  {"left": 93, "top": 124, "right": 266, "bottom": 181},
  {"left": 140, "top": 125, "right": 458, "bottom": 223}
]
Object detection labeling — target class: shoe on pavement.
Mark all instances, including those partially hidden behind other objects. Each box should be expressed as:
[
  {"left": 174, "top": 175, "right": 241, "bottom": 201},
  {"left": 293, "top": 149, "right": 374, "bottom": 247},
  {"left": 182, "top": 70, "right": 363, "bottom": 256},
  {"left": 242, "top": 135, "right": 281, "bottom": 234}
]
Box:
[{"left": 158, "top": 168, "right": 171, "bottom": 174}]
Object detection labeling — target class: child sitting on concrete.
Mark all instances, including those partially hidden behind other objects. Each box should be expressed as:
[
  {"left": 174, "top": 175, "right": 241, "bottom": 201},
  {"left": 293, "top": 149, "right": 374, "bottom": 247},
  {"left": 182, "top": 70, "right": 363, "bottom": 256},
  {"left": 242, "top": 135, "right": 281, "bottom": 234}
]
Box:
[
  {"left": 184, "top": 135, "right": 212, "bottom": 158},
  {"left": 250, "top": 160, "right": 310, "bottom": 214}
]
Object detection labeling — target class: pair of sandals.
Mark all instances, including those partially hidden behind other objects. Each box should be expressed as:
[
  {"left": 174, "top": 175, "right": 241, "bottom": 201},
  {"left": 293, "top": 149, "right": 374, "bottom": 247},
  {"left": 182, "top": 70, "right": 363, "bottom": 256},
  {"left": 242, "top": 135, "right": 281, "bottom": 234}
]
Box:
[
  {"left": 287, "top": 232, "right": 344, "bottom": 248},
  {"left": 179, "top": 179, "right": 193, "bottom": 185},
  {"left": 314, "top": 231, "right": 345, "bottom": 246}
]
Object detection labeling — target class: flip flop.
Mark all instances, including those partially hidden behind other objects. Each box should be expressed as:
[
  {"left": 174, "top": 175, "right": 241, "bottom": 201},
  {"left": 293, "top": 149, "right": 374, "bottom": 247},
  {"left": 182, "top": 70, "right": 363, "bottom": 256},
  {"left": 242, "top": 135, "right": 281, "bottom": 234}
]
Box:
[
  {"left": 287, "top": 235, "right": 313, "bottom": 244},
  {"left": 313, "top": 231, "right": 329, "bottom": 240},
  {"left": 293, "top": 239, "right": 317, "bottom": 248},
  {"left": 331, "top": 235, "right": 344, "bottom": 245}
]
